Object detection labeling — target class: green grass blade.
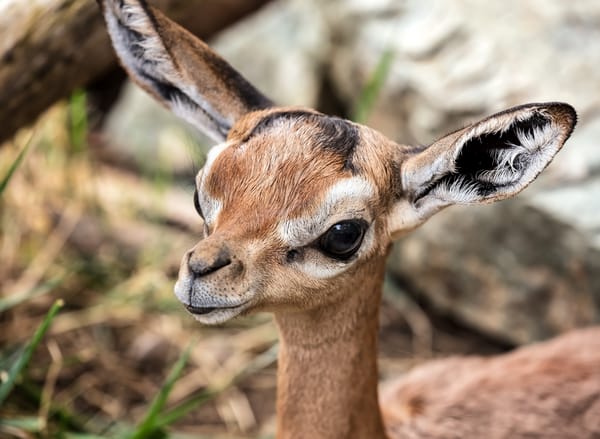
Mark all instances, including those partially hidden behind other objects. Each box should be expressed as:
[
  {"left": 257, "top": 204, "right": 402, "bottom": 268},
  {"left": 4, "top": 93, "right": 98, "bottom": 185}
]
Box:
[
  {"left": 0, "top": 133, "right": 34, "bottom": 196},
  {"left": 69, "top": 89, "right": 89, "bottom": 154},
  {"left": 352, "top": 48, "right": 395, "bottom": 124},
  {"left": 127, "top": 342, "right": 193, "bottom": 439},
  {"left": 0, "top": 416, "right": 42, "bottom": 432},
  {"left": 153, "top": 388, "right": 216, "bottom": 429},
  {"left": 12, "top": 379, "right": 87, "bottom": 433},
  {"left": 0, "top": 275, "right": 64, "bottom": 313},
  {"left": 64, "top": 434, "right": 109, "bottom": 439},
  {"left": 0, "top": 299, "right": 64, "bottom": 406},
  {"left": 155, "top": 343, "right": 279, "bottom": 429}
]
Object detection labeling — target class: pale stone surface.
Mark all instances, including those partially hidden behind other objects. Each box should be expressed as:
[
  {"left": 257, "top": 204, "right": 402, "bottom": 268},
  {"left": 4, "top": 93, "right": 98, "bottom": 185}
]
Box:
[
  {"left": 103, "top": 83, "right": 210, "bottom": 176},
  {"left": 387, "top": 200, "right": 600, "bottom": 345},
  {"left": 212, "top": 0, "right": 330, "bottom": 108},
  {"left": 323, "top": 0, "right": 600, "bottom": 144}
]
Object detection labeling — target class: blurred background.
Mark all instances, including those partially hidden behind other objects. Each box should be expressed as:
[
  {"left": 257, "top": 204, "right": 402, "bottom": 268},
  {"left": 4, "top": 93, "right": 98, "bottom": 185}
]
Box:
[{"left": 1, "top": 0, "right": 599, "bottom": 437}]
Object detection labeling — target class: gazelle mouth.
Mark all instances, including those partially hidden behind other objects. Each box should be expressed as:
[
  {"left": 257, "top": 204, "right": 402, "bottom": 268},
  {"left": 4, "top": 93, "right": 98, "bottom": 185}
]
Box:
[
  {"left": 185, "top": 303, "right": 244, "bottom": 315},
  {"left": 183, "top": 300, "right": 252, "bottom": 324},
  {"left": 185, "top": 302, "right": 250, "bottom": 325}
]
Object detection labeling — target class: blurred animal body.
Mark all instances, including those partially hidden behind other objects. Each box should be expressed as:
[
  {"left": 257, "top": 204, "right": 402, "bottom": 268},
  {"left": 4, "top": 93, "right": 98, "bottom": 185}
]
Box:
[{"left": 99, "top": 1, "right": 600, "bottom": 437}]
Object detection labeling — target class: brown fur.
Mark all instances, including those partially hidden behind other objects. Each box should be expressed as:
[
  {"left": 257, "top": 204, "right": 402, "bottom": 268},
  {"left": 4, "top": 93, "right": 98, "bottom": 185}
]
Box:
[
  {"left": 381, "top": 327, "right": 600, "bottom": 439},
  {"left": 275, "top": 255, "right": 388, "bottom": 439},
  {"left": 99, "top": 2, "right": 596, "bottom": 438}
]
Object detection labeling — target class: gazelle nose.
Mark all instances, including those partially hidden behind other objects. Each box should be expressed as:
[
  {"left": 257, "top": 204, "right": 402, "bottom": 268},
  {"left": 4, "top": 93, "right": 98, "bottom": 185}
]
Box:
[{"left": 188, "top": 244, "right": 232, "bottom": 277}]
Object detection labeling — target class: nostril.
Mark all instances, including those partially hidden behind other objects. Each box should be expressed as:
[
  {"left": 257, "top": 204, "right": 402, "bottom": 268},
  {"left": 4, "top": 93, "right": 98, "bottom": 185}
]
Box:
[
  {"left": 188, "top": 248, "right": 232, "bottom": 277},
  {"left": 211, "top": 253, "right": 232, "bottom": 272}
]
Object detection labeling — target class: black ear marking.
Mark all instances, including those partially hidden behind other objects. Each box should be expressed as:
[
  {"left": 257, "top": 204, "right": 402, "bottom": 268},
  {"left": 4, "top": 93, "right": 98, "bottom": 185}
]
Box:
[
  {"left": 244, "top": 111, "right": 360, "bottom": 172},
  {"left": 453, "top": 113, "right": 552, "bottom": 193},
  {"left": 318, "top": 117, "right": 360, "bottom": 172},
  {"left": 193, "top": 188, "right": 204, "bottom": 218},
  {"left": 415, "top": 110, "right": 557, "bottom": 202}
]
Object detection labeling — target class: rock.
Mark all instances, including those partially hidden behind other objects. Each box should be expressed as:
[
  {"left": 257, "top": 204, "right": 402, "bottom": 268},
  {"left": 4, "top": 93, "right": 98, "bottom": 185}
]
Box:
[
  {"left": 385, "top": 115, "right": 600, "bottom": 345},
  {"left": 387, "top": 200, "right": 600, "bottom": 346},
  {"left": 323, "top": 0, "right": 600, "bottom": 144},
  {"left": 102, "top": 82, "right": 211, "bottom": 177},
  {"left": 212, "top": 0, "right": 329, "bottom": 108}
]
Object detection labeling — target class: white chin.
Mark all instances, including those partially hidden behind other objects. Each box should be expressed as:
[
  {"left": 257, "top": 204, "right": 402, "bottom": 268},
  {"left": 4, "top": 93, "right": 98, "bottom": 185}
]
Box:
[{"left": 190, "top": 305, "right": 246, "bottom": 325}]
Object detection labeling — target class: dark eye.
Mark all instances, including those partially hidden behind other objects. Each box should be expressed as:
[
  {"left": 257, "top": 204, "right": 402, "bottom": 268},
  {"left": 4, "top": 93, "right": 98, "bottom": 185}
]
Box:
[
  {"left": 193, "top": 188, "right": 204, "bottom": 218},
  {"left": 318, "top": 220, "right": 366, "bottom": 260}
]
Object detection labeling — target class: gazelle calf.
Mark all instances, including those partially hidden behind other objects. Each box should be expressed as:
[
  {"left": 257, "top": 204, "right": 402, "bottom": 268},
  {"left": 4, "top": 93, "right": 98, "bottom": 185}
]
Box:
[{"left": 99, "top": 1, "right": 600, "bottom": 437}]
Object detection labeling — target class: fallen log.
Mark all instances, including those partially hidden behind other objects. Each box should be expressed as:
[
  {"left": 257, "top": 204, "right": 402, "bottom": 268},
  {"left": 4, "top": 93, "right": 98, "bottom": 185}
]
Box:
[{"left": 0, "top": 0, "right": 271, "bottom": 145}]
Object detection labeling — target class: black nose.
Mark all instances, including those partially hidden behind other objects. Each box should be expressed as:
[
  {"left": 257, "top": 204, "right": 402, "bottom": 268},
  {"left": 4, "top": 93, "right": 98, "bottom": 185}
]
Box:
[{"left": 188, "top": 245, "right": 232, "bottom": 277}]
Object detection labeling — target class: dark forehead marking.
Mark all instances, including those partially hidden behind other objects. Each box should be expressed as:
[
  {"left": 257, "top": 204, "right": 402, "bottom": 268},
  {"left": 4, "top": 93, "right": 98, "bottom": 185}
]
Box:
[
  {"left": 242, "top": 110, "right": 314, "bottom": 141},
  {"left": 243, "top": 110, "right": 360, "bottom": 172},
  {"left": 389, "top": 161, "right": 403, "bottom": 199}
]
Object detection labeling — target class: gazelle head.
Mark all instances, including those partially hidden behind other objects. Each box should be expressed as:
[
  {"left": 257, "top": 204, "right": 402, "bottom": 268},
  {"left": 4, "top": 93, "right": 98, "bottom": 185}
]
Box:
[{"left": 101, "top": 0, "right": 576, "bottom": 324}]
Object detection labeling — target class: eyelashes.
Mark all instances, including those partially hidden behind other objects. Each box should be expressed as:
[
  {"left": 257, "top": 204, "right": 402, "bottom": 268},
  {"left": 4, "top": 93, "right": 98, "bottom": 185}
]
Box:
[{"left": 193, "top": 188, "right": 204, "bottom": 219}]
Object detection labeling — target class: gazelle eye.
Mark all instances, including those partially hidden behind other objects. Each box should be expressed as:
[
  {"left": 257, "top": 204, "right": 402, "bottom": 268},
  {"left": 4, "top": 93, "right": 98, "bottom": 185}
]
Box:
[
  {"left": 193, "top": 188, "right": 204, "bottom": 218},
  {"left": 318, "top": 220, "right": 366, "bottom": 260}
]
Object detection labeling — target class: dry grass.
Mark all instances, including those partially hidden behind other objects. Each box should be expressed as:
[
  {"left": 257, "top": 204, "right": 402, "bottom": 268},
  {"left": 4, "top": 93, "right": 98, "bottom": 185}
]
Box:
[{"left": 0, "top": 98, "right": 506, "bottom": 438}]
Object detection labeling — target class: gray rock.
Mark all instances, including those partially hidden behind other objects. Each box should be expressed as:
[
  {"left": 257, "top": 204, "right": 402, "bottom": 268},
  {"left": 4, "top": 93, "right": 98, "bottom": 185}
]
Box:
[
  {"left": 324, "top": 0, "right": 600, "bottom": 143},
  {"left": 387, "top": 200, "right": 600, "bottom": 345},
  {"left": 212, "top": 0, "right": 329, "bottom": 108},
  {"left": 103, "top": 83, "right": 210, "bottom": 176}
]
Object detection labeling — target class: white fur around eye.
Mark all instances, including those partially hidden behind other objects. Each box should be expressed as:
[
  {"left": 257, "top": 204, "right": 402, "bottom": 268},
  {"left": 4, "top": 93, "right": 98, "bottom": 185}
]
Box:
[
  {"left": 196, "top": 142, "right": 230, "bottom": 225},
  {"left": 297, "top": 258, "right": 350, "bottom": 280},
  {"left": 278, "top": 177, "right": 375, "bottom": 248},
  {"left": 277, "top": 177, "right": 377, "bottom": 280}
]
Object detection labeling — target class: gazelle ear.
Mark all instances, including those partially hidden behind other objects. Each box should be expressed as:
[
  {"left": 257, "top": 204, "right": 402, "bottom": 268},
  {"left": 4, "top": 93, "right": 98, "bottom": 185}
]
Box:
[
  {"left": 388, "top": 102, "right": 576, "bottom": 236},
  {"left": 99, "top": 0, "right": 272, "bottom": 142}
]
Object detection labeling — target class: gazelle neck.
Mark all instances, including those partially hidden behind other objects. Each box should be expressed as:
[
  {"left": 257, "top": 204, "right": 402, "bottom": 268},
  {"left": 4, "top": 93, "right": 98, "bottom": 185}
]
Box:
[{"left": 274, "top": 256, "right": 388, "bottom": 439}]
